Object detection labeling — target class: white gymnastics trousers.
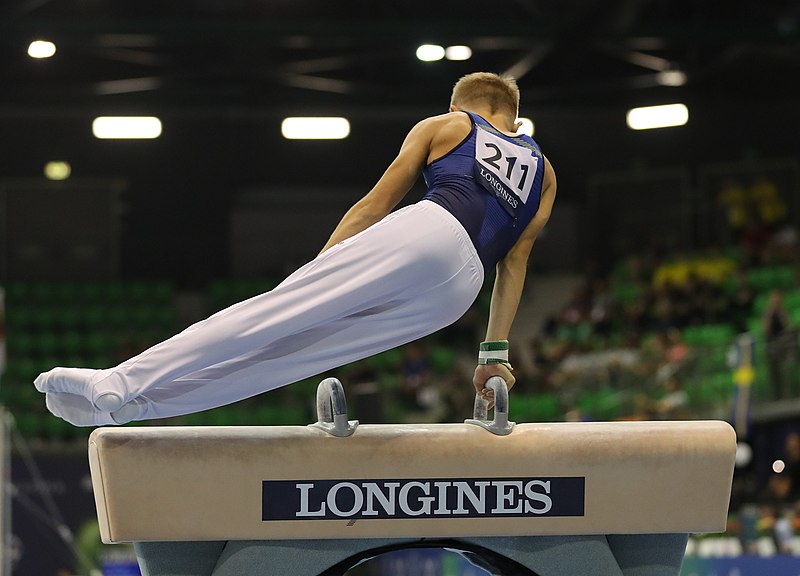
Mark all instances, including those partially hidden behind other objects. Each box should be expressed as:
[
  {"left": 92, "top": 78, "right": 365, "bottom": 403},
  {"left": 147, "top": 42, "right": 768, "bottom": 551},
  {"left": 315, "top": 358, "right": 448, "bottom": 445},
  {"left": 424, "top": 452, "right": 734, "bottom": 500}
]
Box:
[{"left": 35, "top": 200, "right": 485, "bottom": 426}]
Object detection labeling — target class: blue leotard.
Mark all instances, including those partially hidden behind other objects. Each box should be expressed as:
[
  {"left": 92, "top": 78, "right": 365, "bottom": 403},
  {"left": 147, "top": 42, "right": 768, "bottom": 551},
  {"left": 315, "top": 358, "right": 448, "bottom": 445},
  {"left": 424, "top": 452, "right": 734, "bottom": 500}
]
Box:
[{"left": 422, "top": 111, "right": 545, "bottom": 271}]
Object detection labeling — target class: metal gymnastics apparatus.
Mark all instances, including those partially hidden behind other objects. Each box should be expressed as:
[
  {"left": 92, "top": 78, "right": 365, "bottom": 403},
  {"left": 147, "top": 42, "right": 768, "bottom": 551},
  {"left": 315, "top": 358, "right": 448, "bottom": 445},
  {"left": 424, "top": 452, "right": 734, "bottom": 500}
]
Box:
[{"left": 88, "top": 377, "right": 737, "bottom": 576}]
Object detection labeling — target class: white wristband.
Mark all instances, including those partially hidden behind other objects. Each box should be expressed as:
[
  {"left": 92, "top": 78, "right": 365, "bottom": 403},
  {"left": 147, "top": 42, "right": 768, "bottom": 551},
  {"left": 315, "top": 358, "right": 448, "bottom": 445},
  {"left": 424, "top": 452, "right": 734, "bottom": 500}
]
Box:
[{"left": 478, "top": 340, "right": 509, "bottom": 365}]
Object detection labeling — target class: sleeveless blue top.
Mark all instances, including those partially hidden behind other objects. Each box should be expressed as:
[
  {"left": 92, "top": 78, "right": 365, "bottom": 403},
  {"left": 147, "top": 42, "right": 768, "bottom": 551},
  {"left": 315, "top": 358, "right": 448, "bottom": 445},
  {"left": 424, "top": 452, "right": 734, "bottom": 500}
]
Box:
[{"left": 422, "top": 111, "right": 545, "bottom": 271}]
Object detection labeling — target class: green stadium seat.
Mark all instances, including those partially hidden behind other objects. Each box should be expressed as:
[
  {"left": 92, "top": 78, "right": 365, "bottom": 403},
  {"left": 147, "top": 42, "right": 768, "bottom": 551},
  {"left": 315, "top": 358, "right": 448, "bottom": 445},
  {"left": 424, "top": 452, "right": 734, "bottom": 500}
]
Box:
[
  {"left": 30, "top": 283, "right": 57, "bottom": 303},
  {"left": 78, "top": 283, "right": 104, "bottom": 302},
  {"left": 151, "top": 282, "right": 175, "bottom": 303},
  {"left": 34, "top": 332, "right": 61, "bottom": 357},
  {"left": 687, "top": 372, "right": 735, "bottom": 410},
  {"left": 612, "top": 282, "right": 640, "bottom": 305},
  {"left": 429, "top": 346, "right": 456, "bottom": 374},
  {"left": 4, "top": 307, "right": 34, "bottom": 330},
  {"left": 13, "top": 412, "right": 45, "bottom": 439},
  {"left": 746, "top": 316, "right": 763, "bottom": 335},
  {"left": 6, "top": 332, "right": 36, "bottom": 357},
  {"left": 61, "top": 331, "right": 83, "bottom": 355},
  {"left": 4, "top": 357, "right": 39, "bottom": 383},
  {"left": 695, "top": 346, "right": 729, "bottom": 372},
  {"left": 4, "top": 283, "right": 31, "bottom": 304},
  {"left": 747, "top": 266, "right": 797, "bottom": 292},
  {"left": 104, "top": 283, "right": 127, "bottom": 303},
  {"left": 753, "top": 292, "right": 771, "bottom": 315},
  {"left": 577, "top": 389, "right": 621, "bottom": 421},
  {"left": 105, "top": 307, "right": 131, "bottom": 328},
  {"left": 30, "top": 307, "right": 59, "bottom": 330},
  {"left": 127, "top": 282, "right": 153, "bottom": 302},
  {"left": 682, "top": 324, "right": 734, "bottom": 347},
  {"left": 43, "top": 414, "right": 77, "bottom": 441},
  {"left": 54, "top": 307, "right": 82, "bottom": 330},
  {"left": 512, "top": 394, "right": 561, "bottom": 423},
  {"left": 368, "top": 349, "right": 403, "bottom": 372},
  {"left": 54, "top": 283, "right": 80, "bottom": 304},
  {"left": 784, "top": 289, "right": 800, "bottom": 312}
]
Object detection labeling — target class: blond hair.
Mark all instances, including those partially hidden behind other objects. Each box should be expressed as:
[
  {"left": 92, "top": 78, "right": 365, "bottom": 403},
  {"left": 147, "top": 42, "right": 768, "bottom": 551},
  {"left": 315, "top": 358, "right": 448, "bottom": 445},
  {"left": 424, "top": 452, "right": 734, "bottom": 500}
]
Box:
[{"left": 450, "top": 72, "right": 520, "bottom": 118}]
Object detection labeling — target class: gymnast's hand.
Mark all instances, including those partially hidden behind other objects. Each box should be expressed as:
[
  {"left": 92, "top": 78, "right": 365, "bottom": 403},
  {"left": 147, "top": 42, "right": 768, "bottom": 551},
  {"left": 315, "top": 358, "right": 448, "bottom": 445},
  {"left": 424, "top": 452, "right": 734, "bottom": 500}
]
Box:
[{"left": 473, "top": 363, "right": 515, "bottom": 408}]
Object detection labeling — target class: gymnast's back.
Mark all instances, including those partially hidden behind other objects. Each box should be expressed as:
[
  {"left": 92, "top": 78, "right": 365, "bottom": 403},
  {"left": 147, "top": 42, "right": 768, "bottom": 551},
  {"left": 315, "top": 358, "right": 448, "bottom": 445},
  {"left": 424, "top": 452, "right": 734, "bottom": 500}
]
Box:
[{"left": 422, "top": 110, "right": 546, "bottom": 271}]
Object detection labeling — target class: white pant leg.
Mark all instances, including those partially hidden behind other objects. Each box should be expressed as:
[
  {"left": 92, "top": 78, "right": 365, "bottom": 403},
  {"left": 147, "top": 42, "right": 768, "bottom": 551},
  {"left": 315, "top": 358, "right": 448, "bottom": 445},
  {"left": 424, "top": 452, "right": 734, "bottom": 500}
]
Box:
[
  {"left": 135, "top": 248, "right": 483, "bottom": 420},
  {"left": 38, "top": 201, "right": 484, "bottom": 424}
]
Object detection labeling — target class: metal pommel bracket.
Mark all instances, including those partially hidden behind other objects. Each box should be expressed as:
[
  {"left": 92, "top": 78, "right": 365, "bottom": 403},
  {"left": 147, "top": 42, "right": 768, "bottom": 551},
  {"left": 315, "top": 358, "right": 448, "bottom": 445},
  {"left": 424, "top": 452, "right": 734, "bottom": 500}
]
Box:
[
  {"left": 465, "top": 376, "right": 515, "bottom": 436},
  {"left": 308, "top": 377, "right": 359, "bottom": 437}
]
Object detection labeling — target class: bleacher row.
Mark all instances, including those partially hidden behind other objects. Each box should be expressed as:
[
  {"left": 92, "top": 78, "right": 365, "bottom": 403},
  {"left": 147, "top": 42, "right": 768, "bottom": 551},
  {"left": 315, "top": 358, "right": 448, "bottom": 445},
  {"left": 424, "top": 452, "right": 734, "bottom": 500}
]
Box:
[
  {"left": 0, "top": 282, "right": 174, "bottom": 439},
  {"left": 1, "top": 262, "right": 799, "bottom": 441},
  {"left": 677, "top": 280, "right": 800, "bottom": 409},
  {"left": 0, "top": 280, "right": 287, "bottom": 439}
]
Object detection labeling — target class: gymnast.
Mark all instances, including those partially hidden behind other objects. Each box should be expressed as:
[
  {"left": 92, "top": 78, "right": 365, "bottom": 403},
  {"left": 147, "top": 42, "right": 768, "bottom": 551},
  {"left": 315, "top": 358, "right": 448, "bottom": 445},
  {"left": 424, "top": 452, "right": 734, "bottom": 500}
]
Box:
[{"left": 35, "top": 71, "right": 557, "bottom": 426}]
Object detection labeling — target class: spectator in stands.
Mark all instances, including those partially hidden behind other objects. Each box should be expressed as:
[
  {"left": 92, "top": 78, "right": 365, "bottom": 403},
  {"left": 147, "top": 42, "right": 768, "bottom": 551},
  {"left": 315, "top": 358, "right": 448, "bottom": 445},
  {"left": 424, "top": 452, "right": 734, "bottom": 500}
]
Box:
[
  {"left": 399, "top": 341, "right": 432, "bottom": 411},
  {"left": 762, "top": 290, "right": 795, "bottom": 399},
  {"left": 665, "top": 329, "right": 691, "bottom": 365},
  {"left": 588, "top": 276, "right": 616, "bottom": 336},
  {"left": 739, "top": 213, "right": 772, "bottom": 267},
  {"left": 751, "top": 176, "right": 787, "bottom": 233},
  {"left": 717, "top": 178, "right": 750, "bottom": 242},
  {"left": 768, "top": 220, "right": 800, "bottom": 264},
  {"left": 695, "top": 246, "right": 737, "bottom": 285},
  {"left": 652, "top": 253, "right": 693, "bottom": 289},
  {"left": 654, "top": 375, "right": 689, "bottom": 420},
  {"left": 650, "top": 289, "right": 678, "bottom": 333},
  {"left": 437, "top": 362, "right": 477, "bottom": 423},
  {"left": 724, "top": 270, "right": 756, "bottom": 333},
  {"left": 761, "top": 473, "right": 793, "bottom": 507},
  {"left": 654, "top": 329, "right": 691, "bottom": 383},
  {"left": 782, "top": 432, "right": 800, "bottom": 501}
]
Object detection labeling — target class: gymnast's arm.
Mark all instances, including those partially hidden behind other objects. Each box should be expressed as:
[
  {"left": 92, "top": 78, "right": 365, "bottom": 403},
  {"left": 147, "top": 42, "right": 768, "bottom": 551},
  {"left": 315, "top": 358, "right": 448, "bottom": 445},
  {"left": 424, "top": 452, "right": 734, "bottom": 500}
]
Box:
[
  {"left": 319, "top": 119, "right": 435, "bottom": 254},
  {"left": 473, "top": 156, "right": 557, "bottom": 397}
]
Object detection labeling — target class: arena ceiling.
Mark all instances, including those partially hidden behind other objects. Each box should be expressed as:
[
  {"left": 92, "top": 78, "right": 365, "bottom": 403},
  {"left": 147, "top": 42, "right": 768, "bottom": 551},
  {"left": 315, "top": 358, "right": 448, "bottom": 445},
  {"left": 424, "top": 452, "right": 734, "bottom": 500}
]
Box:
[
  {"left": 0, "top": 0, "right": 798, "bottom": 281},
  {"left": 1, "top": 0, "right": 798, "bottom": 115}
]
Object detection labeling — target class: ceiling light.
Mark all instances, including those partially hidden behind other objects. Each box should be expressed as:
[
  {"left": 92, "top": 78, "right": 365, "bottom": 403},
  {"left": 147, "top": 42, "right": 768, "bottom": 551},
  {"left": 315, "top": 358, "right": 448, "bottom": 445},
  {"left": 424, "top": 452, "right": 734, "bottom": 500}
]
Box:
[
  {"left": 281, "top": 117, "right": 350, "bottom": 140},
  {"left": 445, "top": 46, "right": 472, "bottom": 61},
  {"left": 416, "top": 44, "right": 445, "bottom": 62},
  {"left": 515, "top": 118, "right": 535, "bottom": 137},
  {"left": 656, "top": 70, "right": 687, "bottom": 87},
  {"left": 28, "top": 40, "right": 56, "bottom": 59},
  {"left": 626, "top": 104, "right": 688, "bottom": 130},
  {"left": 44, "top": 161, "right": 71, "bottom": 181},
  {"left": 92, "top": 116, "right": 163, "bottom": 139}
]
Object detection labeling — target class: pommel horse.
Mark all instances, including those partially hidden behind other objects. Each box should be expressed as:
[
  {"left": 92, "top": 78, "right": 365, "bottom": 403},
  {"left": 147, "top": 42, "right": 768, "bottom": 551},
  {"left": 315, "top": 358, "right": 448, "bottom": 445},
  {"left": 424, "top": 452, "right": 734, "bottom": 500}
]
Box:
[{"left": 88, "top": 377, "right": 736, "bottom": 576}]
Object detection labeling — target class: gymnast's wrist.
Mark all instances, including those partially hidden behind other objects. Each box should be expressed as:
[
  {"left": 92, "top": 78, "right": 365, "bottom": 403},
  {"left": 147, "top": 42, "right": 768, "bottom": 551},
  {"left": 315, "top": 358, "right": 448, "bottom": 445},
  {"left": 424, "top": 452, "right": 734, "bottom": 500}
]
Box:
[{"left": 478, "top": 340, "right": 510, "bottom": 366}]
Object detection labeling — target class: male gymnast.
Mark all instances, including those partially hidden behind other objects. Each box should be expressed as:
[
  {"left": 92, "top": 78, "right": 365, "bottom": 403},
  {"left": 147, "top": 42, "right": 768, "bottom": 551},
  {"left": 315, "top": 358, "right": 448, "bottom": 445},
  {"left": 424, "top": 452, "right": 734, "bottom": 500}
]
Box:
[{"left": 35, "top": 72, "right": 557, "bottom": 426}]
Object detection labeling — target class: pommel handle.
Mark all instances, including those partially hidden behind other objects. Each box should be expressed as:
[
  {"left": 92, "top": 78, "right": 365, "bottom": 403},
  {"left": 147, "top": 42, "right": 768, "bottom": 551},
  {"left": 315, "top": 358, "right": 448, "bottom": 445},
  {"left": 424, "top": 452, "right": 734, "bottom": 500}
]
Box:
[
  {"left": 465, "top": 376, "right": 515, "bottom": 436},
  {"left": 309, "top": 378, "right": 359, "bottom": 437}
]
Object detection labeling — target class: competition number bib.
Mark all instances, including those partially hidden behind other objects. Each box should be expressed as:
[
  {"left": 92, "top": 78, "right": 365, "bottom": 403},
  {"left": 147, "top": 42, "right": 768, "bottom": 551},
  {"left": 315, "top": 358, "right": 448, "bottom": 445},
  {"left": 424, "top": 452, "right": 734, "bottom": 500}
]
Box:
[{"left": 474, "top": 128, "right": 538, "bottom": 215}]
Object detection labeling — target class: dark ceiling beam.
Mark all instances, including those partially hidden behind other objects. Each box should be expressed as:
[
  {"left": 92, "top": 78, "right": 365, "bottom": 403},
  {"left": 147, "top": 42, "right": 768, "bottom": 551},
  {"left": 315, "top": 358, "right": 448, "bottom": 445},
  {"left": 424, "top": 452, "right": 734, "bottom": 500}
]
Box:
[
  {"left": 283, "top": 56, "right": 356, "bottom": 75},
  {"left": 597, "top": 42, "right": 673, "bottom": 72},
  {"left": 6, "top": 0, "right": 56, "bottom": 16},
  {"left": 0, "top": 18, "right": 555, "bottom": 41},
  {"left": 95, "top": 34, "right": 160, "bottom": 49},
  {"left": 279, "top": 73, "right": 353, "bottom": 94},
  {"left": 92, "top": 48, "right": 163, "bottom": 67},
  {"left": 1, "top": 18, "right": 794, "bottom": 52},
  {"left": 93, "top": 76, "right": 162, "bottom": 96},
  {"left": 503, "top": 45, "right": 554, "bottom": 80}
]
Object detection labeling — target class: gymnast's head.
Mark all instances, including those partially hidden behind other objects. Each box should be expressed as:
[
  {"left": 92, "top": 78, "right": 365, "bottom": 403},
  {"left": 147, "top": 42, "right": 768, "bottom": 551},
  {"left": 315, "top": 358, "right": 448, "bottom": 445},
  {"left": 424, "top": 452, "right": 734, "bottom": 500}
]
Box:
[{"left": 449, "top": 72, "right": 520, "bottom": 128}]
